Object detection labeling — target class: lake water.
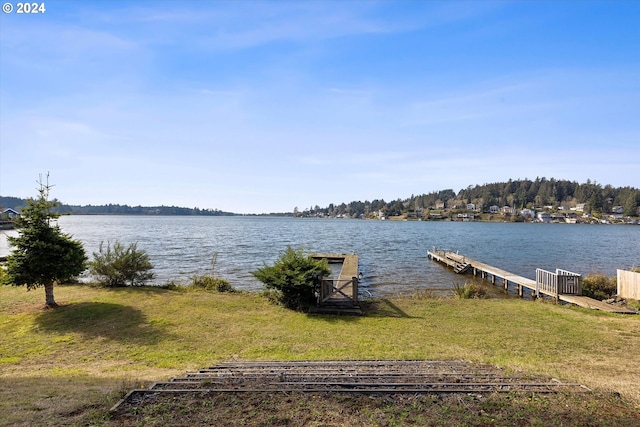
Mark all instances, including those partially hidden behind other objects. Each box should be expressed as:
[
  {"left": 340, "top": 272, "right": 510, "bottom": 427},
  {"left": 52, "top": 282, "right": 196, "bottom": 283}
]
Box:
[{"left": 2, "top": 216, "right": 639, "bottom": 297}]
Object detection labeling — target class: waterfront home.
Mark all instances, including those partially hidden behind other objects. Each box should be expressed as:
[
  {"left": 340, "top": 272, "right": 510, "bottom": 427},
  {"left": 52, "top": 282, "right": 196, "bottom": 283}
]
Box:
[
  {"left": 537, "top": 211, "right": 551, "bottom": 223},
  {"left": 565, "top": 212, "right": 579, "bottom": 224},
  {"left": 501, "top": 206, "right": 515, "bottom": 215},
  {"left": 520, "top": 208, "right": 535, "bottom": 219},
  {"left": 1, "top": 208, "right": 20, "bottom": 218},
  {"left": 456, "top": 213, "right": 474, "bottom": 221}
]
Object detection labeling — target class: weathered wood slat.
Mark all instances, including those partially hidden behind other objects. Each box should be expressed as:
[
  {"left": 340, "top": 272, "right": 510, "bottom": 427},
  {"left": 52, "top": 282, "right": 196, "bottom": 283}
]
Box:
[
  {"left": 558, "top": 295, "right": 636, "bottom": 314},
  {"left": 454, "top": 262, "right": 471, "bottom": 274}
]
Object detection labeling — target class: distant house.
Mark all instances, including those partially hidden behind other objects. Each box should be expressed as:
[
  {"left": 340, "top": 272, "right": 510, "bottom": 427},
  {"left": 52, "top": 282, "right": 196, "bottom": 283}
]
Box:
[
  {"left": 2, "top": 208, "right": 20, "bottom": 218},
  {"left": 520, "top": 208, "right": 535, "bottom": 219},
  {"left": 574, "top": 203, "right": 586, "bottom": 212},
  {"left": 502, "top": 206, "right": 515, "bottom": 215},
  {"left": 565, "top": 212, "right": 579, "bottom": 224},
  {"left": 537, "top": 211, "right": 551, "bottom": 223},
  {"left": 466, "top": 203, "right": 476, "bottom": 211},
  {"left": 612, "top": 206, "right": 624, "bottom": 214},
  {"left": 489, "top": 205, "right": 500, "bottom": 214}
]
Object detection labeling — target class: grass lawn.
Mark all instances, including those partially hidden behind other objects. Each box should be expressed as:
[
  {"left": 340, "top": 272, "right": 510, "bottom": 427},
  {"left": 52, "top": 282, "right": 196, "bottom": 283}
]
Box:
[{"left": 1, "top": 284, "right": 639, "bottom": 426}]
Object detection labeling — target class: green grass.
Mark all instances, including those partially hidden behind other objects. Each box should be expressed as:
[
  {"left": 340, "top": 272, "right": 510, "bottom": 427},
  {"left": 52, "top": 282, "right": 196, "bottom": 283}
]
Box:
[{"left": 1, "top": 284, "right": 640, "bottom": 425}]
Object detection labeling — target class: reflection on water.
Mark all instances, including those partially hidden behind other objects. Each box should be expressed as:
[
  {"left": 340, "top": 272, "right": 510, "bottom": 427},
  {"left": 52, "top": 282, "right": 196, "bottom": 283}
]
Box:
[{"left": 2, "top": 216, "right": 639, "bottom": 297}]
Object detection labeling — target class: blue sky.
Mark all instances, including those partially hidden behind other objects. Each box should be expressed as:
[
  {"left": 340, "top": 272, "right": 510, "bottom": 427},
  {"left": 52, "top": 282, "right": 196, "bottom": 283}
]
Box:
[{"left": 1, "top": 0, "right": 638, "bottom": 214}]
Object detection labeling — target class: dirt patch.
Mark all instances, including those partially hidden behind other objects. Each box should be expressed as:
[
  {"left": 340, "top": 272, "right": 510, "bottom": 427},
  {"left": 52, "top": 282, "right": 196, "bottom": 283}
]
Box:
[{"left": 108, "top": 390, "right": 640, "bottom": 426}]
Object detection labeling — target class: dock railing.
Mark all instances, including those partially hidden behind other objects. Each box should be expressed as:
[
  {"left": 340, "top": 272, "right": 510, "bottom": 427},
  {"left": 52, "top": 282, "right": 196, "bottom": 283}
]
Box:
[
  {"left": 536, "top": 268, "right": 582, "bottom": 298},
  {"left": 319, "top": 277, "right": 359, "bottom": 304},
  {"left": 555, "top": 269, "right": 582, "bottom": 295}
]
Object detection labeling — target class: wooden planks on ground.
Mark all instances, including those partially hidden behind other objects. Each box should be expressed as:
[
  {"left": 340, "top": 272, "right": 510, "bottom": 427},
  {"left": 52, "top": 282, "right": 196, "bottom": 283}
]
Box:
[{"left": 558, "top": 295, "right": 636, "bottom": 314}]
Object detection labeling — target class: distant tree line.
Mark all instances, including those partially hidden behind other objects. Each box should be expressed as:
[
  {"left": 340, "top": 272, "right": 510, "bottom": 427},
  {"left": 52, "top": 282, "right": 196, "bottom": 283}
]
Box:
[
  {"left": 296, "top": 178, "right": 640, "bottom": 218},
  {"left": 0, "top": 197, "right": 235, "bottom": 216},
  {"left": 4, "top": 177, "right": 639, "bottom": 218}
]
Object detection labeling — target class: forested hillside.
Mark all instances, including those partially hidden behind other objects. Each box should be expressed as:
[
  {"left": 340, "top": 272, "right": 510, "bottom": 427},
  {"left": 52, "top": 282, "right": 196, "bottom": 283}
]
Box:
[
  {"left": 3, "top": 178, "right": 639, "bottom": 218},
  {"left": 296, "top": 178, "right": 640, "bottom": 219}
]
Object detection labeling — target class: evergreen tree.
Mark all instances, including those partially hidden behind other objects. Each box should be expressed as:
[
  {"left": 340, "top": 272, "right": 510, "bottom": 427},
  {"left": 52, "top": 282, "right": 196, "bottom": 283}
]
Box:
[
  {"left": 4, "top": 175, "right": 87, "bottom": 308},
  {"left": 624, "top": 193, "right": 639, "bottom": 217}
]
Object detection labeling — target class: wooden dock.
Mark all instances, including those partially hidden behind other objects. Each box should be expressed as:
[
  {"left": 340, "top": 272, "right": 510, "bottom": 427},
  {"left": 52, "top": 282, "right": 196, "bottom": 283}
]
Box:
[
  {"left": 310, "top": 254, "right": 361, "bottom": 315},
  {"left": 427, "top": 249, "right": 636, "bottom": 314}
]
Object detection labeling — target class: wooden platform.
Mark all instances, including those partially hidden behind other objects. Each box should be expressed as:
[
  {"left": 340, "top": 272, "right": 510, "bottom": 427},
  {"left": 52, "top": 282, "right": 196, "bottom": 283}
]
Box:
[
  {"left": 111, "top": 360, "right": 590, "bottom": 413},
  {"left": 558, "top": 295, "right": 636, "bottom": 313},
  {"left": 427, "top": 250, "right": 636, "bottom": 314},
  {"left": 311, "top": 254, "right": 361, "bottom": 315}
]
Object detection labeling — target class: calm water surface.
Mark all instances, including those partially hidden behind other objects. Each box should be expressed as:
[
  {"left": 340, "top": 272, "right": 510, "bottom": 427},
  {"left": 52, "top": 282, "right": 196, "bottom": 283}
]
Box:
[{"left": 2, "top": 216, "right": 639, "bottom": 297}]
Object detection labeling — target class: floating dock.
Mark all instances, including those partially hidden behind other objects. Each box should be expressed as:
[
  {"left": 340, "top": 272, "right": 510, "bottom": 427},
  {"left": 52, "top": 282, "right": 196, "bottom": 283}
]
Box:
[{"left": 427, "top": 249, "right": 636, "bottom": 314}]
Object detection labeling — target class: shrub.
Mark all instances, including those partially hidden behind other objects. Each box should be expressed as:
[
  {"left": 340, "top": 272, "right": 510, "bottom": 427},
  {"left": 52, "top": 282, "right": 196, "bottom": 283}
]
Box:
[
  {"left": 582, "top": 273, "right": 617, "bottom": 300},
  {"left": 251, "top": 246, "right": 330, "bottom": 311},
  {"left": 452, "top": 282, "right": 486, "bottom": 299},
  {"left": 188, "top": 252, "right": 235, "bottom": 292},
  {"left": 89, "top": 241, "right": 154, "bottom": 287},
  {"left": 190, "top": 275, "right": 235, "bottom": 292}
]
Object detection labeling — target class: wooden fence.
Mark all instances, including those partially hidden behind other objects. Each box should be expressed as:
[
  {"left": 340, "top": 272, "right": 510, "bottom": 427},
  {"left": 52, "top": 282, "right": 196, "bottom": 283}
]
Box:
[
  {"left": 617, "top": 269, "right": 640, "bottom": 300},
  {"left": 535, "top": 268, "right": 582, "bottom": 297}
]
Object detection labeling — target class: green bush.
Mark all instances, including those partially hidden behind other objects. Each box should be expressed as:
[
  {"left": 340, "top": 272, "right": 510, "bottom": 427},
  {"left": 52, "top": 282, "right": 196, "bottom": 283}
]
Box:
[
  {"left": 582, "top": 274, "right": 617, "bottom": 300},
  {"left": 251, "top": 246, "right": 331, "bottom": 311},
  {"left": 89, "top": 241, "right": 154, "bottom": 287},
  {"left": 188, "top": 252, "right": 235, "bottom": 292},
  {"left": 190, "top": 275, "right": 235, "bottom": 292},
  {"left": 452, "top": 282, "right": 486, "bottom": 299}
]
